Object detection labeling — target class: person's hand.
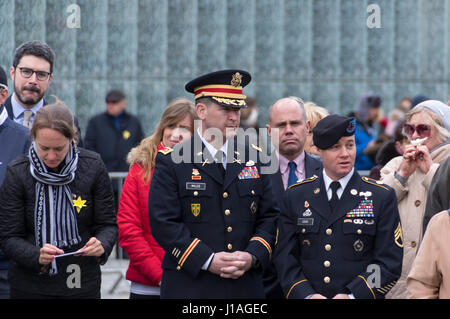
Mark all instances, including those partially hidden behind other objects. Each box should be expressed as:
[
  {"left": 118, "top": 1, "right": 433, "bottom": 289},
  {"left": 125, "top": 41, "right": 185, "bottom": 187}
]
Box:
[
  {"left": 397, "top": 144, "right": 420, "bottom": 178},
  {"left": 39, "top": 243, "right": 64, "bottom": 265},
  {"left": 208, "top": 252, "right": 237, "bottom": 276},
  {"left": 208, "top": 251, "right": 252, "bottom": 279},
  {"left": 219, "top": 251, "right": 252, "bottom": 279},
  {"left": 332, "top": 294, "right": 350, "bottom": 299},
  {"left": 79, "top": 237, "right": 104, "bottom": 257},
  {"left": 308, "top": 294, "right": 327, "bottom": 299},
  {"left": 414, "top": 144, "right": 432, "bottom": 174}
]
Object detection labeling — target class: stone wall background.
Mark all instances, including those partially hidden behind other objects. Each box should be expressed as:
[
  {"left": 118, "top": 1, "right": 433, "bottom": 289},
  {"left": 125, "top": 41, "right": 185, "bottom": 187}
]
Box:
[{"left": 1, "top": 0, "right": 449, "bottom": 135}]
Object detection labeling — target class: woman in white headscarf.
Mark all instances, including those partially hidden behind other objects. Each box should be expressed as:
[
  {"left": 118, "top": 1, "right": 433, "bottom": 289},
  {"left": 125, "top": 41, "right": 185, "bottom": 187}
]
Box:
[{"left": 380, "top": 100, "right": 450, "bottom": 299}]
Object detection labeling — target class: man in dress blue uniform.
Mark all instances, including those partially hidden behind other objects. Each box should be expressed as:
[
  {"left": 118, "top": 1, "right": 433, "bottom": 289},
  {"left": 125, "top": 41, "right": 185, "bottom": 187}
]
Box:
[
  {"left": 274, "top": 114, "right": 403, "bottom": 299},
  {"left": 148, "top": 69, "right": 278, "bottom": 298}
]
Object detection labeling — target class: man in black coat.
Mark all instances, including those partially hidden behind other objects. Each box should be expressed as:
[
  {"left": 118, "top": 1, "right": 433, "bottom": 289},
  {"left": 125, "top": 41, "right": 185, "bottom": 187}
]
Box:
[
  {"left": 148, "top": 69, "right": 278, "bottom": 298},
  {"left": 84, "top": 89, "right": 144, "bottom": 174},
  {"left": 275, "top": 115, "right": 403, "bottom": 299},
  {"left": 263, "top": 97, "right": 322, "bottom": 298}
]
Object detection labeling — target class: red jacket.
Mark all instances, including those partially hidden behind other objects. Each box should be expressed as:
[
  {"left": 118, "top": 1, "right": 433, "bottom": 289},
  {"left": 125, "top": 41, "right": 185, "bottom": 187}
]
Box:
[{"left": 117, "top": 143, "right": 166, "bottom": 286}]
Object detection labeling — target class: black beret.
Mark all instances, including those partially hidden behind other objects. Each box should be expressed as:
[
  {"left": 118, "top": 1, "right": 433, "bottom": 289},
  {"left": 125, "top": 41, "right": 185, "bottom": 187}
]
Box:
[
  {"left": 313, "top": 115, "right": 356, "bottom": 150},
  {"left": 185, "top": 69, "right": 251, "bottom": 109}
]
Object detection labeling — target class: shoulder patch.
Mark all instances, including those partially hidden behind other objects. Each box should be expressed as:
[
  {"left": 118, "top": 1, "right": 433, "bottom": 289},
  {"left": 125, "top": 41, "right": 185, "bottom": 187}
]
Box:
[
  {"left": 362, "top": 176, "right": 389, "bottom": 191},
  {"left": 158, "top": 147, "right": 173, "bottom": 155},
  {"left": 288, "top": 175, "right": 318, "bottom": 189}
]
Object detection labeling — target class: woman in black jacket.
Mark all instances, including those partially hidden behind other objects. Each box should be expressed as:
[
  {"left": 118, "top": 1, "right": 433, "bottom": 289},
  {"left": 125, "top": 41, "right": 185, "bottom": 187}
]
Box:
[{"left": 0, "top": 101, "right": 117, "bottom": 299}]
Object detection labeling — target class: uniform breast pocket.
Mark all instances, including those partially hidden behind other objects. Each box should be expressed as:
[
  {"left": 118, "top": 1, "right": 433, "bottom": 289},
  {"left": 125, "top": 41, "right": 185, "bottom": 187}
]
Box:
[
  {"left": 236, "top": 181, "right": 262, "bottom": 222},
  {"left": 180, "top": 183, "right": 213, "bottom": 223},
  {"left": 342, "top": 220, "right": 376, "bottom": 261},
  {"left": 296, "top": 218, "right": 320, "bottom": 260}
]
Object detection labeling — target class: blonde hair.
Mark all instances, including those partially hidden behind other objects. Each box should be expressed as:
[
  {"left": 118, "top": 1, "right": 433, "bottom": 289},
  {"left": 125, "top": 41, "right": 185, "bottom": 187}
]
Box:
[
  {"left": 127, "top": 98, "right": 196, "bottom": 184},
  {"left": 304, "top": 101, "right": 329, "bottom": 129}
]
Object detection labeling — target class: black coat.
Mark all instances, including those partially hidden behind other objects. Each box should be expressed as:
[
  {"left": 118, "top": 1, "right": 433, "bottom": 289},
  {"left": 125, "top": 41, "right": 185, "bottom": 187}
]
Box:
[
  {"left": 275, "top": 170, "right": 403, "bottom": 299},
  {"left": 0, "top": 148, "right": 117, "bottom": 297},
  {"left": 263, "top": 152, "right": 322, "bottom": 298},
  {"left": 148, "top": 133, "right": 278, "bottom": 298},
  {"left": 84, "top": 111, "right": 144, "bottom": 172}
]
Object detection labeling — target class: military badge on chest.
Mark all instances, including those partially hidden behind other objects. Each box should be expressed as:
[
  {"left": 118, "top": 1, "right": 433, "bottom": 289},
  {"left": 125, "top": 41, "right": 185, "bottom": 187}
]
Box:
[
  {"left": 238, "top": 165, "right": 260, "bottom": 180},
  {"left": 191, "top": 203, "right": 201, "bottom": 217},
  {"left": 353, "top": 239, "right": 364, "bottom": 252},
  {"left": 250, "top": 201, "right": 257, "bottom": 214},
  {"left": 346, "top": 191, "right": 374, "bottom": 219},
  {"left": 297, "top": 201, "right": 314, "bottom": 226}
]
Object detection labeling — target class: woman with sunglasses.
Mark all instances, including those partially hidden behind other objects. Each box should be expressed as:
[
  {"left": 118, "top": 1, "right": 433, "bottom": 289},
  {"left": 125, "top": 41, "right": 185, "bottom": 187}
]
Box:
[{"left": 379, "top": 100, "right": 450, "bottom": 299}]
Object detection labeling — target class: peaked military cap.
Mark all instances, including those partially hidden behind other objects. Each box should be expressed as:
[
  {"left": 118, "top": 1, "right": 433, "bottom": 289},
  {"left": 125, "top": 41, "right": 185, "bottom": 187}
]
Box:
[
  {"left": 313, "top": 114, "right": 356, "bottom": 150},
  {"left": 185, "top": 69, "right": 251, "bottom": 108}
]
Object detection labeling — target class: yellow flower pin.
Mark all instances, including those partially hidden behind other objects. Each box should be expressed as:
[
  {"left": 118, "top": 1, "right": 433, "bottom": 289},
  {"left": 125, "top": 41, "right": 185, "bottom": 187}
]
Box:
[
  {"left": 73, "top": 196, "right": 87, "bottom": 213},
  {"left": 122, "top": 130, "right": 131, "bottom": 140}
]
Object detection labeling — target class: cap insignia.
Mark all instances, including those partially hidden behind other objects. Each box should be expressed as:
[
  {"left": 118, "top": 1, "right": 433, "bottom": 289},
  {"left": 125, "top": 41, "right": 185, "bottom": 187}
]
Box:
[{"left": 231, "top": 72, "right": 242, "bottom": 87}]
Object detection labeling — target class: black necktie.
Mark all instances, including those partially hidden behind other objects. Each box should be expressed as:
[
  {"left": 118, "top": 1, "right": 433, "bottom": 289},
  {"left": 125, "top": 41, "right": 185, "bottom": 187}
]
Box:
[
  {"left": 329, "top": 181, "right": 341, "bottom": 212},
  {"left": 215, "top": 150, "right": 226, "bottom": 177}
]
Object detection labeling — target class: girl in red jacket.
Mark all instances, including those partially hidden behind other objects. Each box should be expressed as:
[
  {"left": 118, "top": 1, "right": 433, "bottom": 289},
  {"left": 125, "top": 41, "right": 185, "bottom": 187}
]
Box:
[{"left": 117, "top": 98, "right": 196, "bottom": 299}]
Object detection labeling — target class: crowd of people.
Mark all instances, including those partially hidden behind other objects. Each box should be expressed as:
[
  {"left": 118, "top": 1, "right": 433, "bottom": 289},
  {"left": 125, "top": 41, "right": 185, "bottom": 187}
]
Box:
[{"left": 0, "top": 40, "right": 449, "bottom": 299}]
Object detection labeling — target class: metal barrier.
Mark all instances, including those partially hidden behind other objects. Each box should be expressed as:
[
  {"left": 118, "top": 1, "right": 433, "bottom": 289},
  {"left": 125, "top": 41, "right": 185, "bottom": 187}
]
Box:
[{"left": 102, "top": 172, "right": 128, "bottom": 294}]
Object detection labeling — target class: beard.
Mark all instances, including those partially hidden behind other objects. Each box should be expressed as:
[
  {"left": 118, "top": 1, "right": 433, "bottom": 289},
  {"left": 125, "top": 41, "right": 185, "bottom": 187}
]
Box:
[{"left": 15, "top": 83, "right": 44, "bottom": 106}]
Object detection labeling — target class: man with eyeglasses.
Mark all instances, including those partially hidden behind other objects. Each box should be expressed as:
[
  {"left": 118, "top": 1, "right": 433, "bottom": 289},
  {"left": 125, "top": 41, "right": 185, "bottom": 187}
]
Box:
[
  {"left": 0, "top": 66, "right": 31, "bottom": 298},
  {"left": 3, "top": 41, "right": 83, "bottom": 145}
]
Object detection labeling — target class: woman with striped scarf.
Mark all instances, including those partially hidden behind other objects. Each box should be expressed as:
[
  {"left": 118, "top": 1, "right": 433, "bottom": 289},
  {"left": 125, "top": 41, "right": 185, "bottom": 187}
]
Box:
[{"left": 0, "top": 101, "right": 117, "bottom": 299}]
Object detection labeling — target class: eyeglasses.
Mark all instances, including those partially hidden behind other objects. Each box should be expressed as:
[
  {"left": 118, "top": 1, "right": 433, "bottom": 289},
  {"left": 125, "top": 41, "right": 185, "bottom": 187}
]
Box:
[
  {"left": 17, "top": 67, "right": 51, "bottom": 81},
  {"left": 402, "top": 123, "right": 431, "bottom": 138}
]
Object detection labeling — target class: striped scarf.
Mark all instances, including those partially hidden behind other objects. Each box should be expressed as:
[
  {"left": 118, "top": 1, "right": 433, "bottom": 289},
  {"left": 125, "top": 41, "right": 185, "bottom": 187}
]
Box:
[{"left": 29, "top": 141, "right": 81, "bottom": 275}]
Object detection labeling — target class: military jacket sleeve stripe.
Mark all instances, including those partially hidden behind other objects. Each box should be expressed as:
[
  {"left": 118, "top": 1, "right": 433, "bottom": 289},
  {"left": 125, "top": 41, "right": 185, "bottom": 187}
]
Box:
[
  {"left": 179, "top": 238, "right": 200, "bottom": 267},
  {"left": 249, "top": 236, "right": 272, "bottom": 258}
]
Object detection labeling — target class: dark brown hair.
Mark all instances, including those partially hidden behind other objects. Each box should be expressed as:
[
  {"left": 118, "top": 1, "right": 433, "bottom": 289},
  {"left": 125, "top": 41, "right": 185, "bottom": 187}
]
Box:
[{"left": 31, "top": 96, "right": 76, "bottom": 142}]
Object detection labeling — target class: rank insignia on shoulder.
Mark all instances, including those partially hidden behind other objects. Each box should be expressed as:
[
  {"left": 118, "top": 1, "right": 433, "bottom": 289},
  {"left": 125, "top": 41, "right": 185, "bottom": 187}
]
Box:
[
  {"left": 362, "top": 176, "right": 389, "bottom": 191},
  {"left": 251, "top": 144, "right": 263, "bottom": 152},
  {"left": 394, "top": 222, "right": 403, "bottom": 248},
  {"left": 158, "top": 147, "right": 173, "bottom": 155},
  {"left": 288, "top": 175, "right": 318, "bottom": 189}
]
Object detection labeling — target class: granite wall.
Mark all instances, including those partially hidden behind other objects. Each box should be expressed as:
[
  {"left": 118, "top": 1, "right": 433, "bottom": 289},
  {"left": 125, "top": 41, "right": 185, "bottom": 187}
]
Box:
[{"left": 1, "top": 0, "right": 449, "bottom": 135}]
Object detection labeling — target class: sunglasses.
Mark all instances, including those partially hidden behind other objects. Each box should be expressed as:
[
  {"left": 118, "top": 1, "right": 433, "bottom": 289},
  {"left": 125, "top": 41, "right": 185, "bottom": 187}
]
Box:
[{"left": 402, "top": 123, "right": 431, "bottom": 138}]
